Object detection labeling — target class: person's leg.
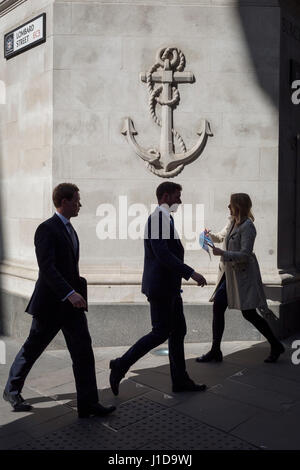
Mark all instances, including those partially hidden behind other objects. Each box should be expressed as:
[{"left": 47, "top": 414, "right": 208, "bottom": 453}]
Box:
[
  {"left": 241, "top": 309, "right": 279, "bottom": 345},
  {"left": 117, "top": 297, "right": 170, "bottom": 373},
  {"left": 169, "top": 296, "right": 206, "bottom": 391},
  {"left": 211, "top": 278, "right": 228, "bottom": 351},
  {"left": 196, "top": 276, "right": 227, "bottom": 362},
  {"left": 168, "top": 295, "right": 189, "bottom": 384},
  {"left": 241, "top": 309, "right": 285, "bottom": 362},
  {"left": 61, "top": 312, "right": 99, "bottom": 410},
  {"left": 5, "top": 316, "right": 60, "bottom": 396}
]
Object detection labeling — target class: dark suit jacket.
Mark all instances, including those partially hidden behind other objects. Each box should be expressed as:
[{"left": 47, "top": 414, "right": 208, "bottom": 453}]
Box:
[
  {"left": 26, "top": 214, "right": 87, "bottom": 316},
  {"left": 141, "top": 207, "right": 194, "bottom": 299}
]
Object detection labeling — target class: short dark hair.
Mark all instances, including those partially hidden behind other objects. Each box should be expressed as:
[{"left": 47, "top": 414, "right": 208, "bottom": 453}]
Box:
[
  {"left": 52, "top": 183, "right": 80, "bottom": 208},
  {"left": 156, "top": 182, "right": 182, "bottom": 201}
]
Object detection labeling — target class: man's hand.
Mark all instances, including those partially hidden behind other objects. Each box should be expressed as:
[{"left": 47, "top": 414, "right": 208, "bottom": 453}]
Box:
[
  {"left": 68, "top": 292, "right": 87, "bottom": 309},
  {"left": 191, "top": 272, "right": 207, "bottom": 287},
  {"left": 212, "top": 247, "right": 224, "bottom": 256}
]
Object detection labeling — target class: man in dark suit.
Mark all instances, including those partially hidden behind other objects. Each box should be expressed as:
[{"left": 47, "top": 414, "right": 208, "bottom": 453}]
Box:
[
  {"left": 3, "top": 183, "right": 115, "bottom": 418},
  {"left": 110, "top": 182, "right": 208, "bottom": 395}
]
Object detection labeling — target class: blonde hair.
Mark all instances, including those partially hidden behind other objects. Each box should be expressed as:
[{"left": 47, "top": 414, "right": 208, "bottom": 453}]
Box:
[{"left": 230, "top": 193, "right": 254, "bottom": 225}]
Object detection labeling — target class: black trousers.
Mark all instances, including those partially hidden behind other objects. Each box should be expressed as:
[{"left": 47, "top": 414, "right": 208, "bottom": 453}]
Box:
[
  {"left": 4, "top": 310, "right": 99, "bottom": 410},
  {"left": 212, "top": 275, "right": 278, "bottom": 349},
  {"left": 118, "top": 295, "right": 189, "bottom": 385}
]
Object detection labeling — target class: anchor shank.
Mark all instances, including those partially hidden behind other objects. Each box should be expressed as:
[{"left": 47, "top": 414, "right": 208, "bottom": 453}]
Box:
[{"left": 160, "top": 82, "right": 174, "bottom": 166}]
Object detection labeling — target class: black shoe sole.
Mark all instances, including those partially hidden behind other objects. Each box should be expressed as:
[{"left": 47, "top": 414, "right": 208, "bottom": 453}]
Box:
[
  {"left": 264, "top": 344, "right": 285, "bottom": 363},
  {"left": 3, "top": 393, "right": 32, "bottom": 411},
  {"left": 172, "top": 384, "right": 207, "bottom": 393},
  {"left": 78, "top": 406, "right": 116, "bottom": 418},
  {"left": 195, "top": 356, "right": 223, "bottom": 363}
]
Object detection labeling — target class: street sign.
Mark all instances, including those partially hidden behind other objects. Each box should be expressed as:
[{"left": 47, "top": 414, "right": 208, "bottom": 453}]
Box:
[{"left": 4, "top": 13, "right": 46, "bottom": 60}]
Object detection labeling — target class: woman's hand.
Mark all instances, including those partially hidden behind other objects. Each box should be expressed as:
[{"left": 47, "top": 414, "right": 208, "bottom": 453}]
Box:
[{"left": 212, "top": 246, "right": 224, "bottom": 256}]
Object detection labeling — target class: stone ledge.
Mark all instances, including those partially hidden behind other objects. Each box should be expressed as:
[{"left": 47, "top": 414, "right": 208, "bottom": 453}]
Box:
[{"left": 1, "top": 289, "right": 299, "bottom": 348}]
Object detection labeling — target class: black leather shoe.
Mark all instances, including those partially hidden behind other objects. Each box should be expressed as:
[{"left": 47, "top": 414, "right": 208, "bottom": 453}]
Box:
[
  {"left": 196, "top": 350, "right": 223, "bottom": 363},
  {"left": 264, "top": 343, "right": 285, "bottom": 363},
  {"left": 172, "top": 381, "right": 207, "bottom": 393},
  {"left": 78, "top": 403, "right": 116, "bottom": 418},
  {"left": 109, "top": 359, "right": 125, "bottom": 396},
  {"left": 3, "top": 391, "right": 32, "bottom": 412}
]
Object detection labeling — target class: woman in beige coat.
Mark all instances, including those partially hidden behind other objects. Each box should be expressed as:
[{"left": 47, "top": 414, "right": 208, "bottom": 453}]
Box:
[{"left": 197, "top": 193, "right": 285, "bottom": 364}]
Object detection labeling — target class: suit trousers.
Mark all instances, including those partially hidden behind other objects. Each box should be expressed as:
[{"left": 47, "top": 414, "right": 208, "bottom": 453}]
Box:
[
  {"left": 118, "top": 295, "right": 189, "bottom": 385},
  {"left": 4, "top": 310, "right": 99, "bottom": 409}
]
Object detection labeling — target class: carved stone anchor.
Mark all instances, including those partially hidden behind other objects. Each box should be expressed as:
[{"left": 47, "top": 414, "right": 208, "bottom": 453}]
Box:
[{"left": 122, "top": 47, "right": 213, "bottom": 178}]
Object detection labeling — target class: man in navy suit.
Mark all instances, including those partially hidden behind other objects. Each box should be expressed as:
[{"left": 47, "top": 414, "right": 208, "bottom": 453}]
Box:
[
  {"left": 110, "top": 182, "right": 208, "bottom": 394},
  {"left": 3, "top": 183, "right": 115, "bottom": 418}
]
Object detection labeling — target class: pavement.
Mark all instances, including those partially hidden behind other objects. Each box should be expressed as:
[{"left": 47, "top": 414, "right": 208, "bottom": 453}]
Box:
[{"left": 0, "top": 335, "right": 300, "bottom": 451}]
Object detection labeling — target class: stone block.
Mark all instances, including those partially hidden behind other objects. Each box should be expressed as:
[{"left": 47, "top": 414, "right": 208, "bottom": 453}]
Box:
[
  {"left": 53, "top": 109, "right": 109, "bottom": 146},
  {"left": 222, "top": 112, "right": 279, "bottom": 148},
  {"left": 53, "top": 2, "right": 72, "bottom": 35},
  {"left": 53, "top": 35, "right": 122, "bottom": 70}
]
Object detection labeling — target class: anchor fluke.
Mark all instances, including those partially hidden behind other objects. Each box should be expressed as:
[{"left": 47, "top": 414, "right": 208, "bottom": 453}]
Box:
[
  {"left": 122, "top": 117, "right": 161, "bottom": 167},
  {"left": 121, "top": 117, "right": 137, "bottom": 136},
  {"left": 165, "top": 119, "right": 213, "bottom": 173}
]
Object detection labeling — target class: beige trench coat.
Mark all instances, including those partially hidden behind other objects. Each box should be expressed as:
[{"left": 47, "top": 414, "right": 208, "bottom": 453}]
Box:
[{"left": 209, "top": 217, "right": 267, "bottom": 310}]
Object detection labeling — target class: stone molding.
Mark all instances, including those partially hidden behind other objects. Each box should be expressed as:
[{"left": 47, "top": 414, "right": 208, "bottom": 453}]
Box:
[
  {"left": 0, "top": 0, "right": 28, "bottom": 17},
  {"left": 0, "top": 259, "right": 287, "bottom": 286}
]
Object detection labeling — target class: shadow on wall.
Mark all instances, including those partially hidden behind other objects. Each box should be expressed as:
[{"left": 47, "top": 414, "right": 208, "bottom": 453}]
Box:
[
  {"left": 0, "top": 79, "right": 5, "bottom": 336},
  {"left": 237, "top": 0, "right": 281, "bottom": 110},
  {"left": 0, "top": 200, "right": 4, "bottom": 336}
]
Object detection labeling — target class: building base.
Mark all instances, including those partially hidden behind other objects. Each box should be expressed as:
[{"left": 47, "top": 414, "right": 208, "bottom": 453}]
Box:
[{"left": 1, "top": 289, "right": 300, "bottom": 349}]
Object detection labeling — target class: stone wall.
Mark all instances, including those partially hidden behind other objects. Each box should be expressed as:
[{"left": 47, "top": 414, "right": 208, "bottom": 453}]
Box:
[
  {"left": 2, "top": 0, "right": 295, "bottom": 342},
  {"left": 50, "top": 0, "right": 280, "bottom": 301}
]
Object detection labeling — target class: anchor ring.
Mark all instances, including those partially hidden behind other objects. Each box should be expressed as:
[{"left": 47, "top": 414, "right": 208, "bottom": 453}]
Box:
[{"left": 156, "top": 47, "right": 179, "bottom": 69}]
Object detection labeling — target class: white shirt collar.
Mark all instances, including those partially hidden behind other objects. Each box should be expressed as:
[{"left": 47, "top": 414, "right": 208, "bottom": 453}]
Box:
[
  {"left": 158, "top": 204, "right": 171, "bottom": 218},
  {"left": 55, "top": 211, "right": 70, "bottom": 226}
]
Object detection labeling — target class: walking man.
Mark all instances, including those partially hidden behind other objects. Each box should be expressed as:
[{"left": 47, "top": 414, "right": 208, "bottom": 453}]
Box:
[
  {"left": 3, "top": 183, "right": 116, "bottom": 418},
  {"left": 110, "top": 182, "right": 208, "bottom": 395}
]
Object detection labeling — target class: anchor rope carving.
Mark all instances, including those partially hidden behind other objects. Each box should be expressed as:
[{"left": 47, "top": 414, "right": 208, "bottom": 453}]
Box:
[
  {"left": 146, "top": 48, "right": 187, "bottom": 153},
  {"left": 122, "top": 46, "right": 213, "bottom": 178},
  {"left": 145, "top": 48, "right": 186, "bottom": 177}
]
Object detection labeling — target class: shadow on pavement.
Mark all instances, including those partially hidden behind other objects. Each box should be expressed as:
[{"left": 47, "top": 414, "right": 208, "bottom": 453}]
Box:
[{"left": 1, "top": 339, "right": 300, "bottom": 450}]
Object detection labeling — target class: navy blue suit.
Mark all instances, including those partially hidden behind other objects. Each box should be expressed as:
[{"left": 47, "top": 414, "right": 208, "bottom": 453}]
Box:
[
  {"left": 5, "top": 214, "right": 99, "bottom": 410},
  {"left": 118, "top": 207, "right": 194, "bottom": 385}
]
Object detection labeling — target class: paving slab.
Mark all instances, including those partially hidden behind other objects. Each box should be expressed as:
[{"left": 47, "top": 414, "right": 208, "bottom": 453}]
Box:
[
  {"left": 228, "top": 368, "right": 300, "bottom": 401},
  {"left": 129, "top": 370, "right": 173, "bottom": 394},
  {"left": 2, "top": 336, "right": 300, "bottom": 450},
  {"left": 0, "top": 431, "right": 34, "bottom": 450},
  {"left": 143, "top": 389, "right": 181, "bottom": 408},
  {"left": 185, "top": 359, "right": 249, "bottom": 387},
  {"left": 174, "top": 389, "right": 260, "bottom": 432},
  {"left": 231, "top": 405, "right": 300, "bottom": 450},
  {"left": 0, "top": 400, "right": 74, "bottom": 437},
  {"left": 209, "top": 380, "right": 296, "bottom": 412}
]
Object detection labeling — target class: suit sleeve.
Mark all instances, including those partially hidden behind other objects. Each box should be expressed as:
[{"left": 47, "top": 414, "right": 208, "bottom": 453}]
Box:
[
  {"left": 34, "top": 224, "right": 74, "bottom": 300},
  {"left": 150, "top": 238, "right": 194, "bottom": 280},
  {"left": 222, "top": 222, "right": 256, "bottom": 263}
]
